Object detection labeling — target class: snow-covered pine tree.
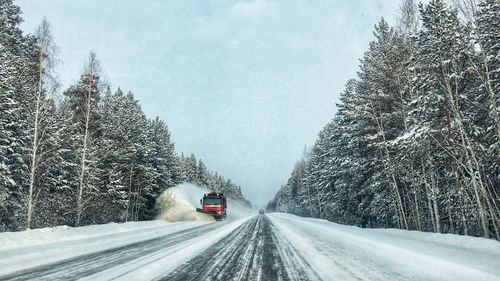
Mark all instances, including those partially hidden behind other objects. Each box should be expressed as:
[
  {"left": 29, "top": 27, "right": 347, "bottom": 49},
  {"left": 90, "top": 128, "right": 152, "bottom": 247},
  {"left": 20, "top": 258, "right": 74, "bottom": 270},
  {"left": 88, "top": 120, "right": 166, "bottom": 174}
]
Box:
[
  {"left": 35, "top": 100, "right": 81, "bottom": 227},
  {"left": 474, "top": 0, "right": 500, "bottom": 238},
  {"left": 185, "top": 154, "right": 198, "bottom": 183},
  {"left": 197, "top": 159, "right": 209, "bottom": 187},
  {"left": 304, "top": 124, "right": 334, "bottom": 220},
  {"left": 472, "top": 0, "right": 500, "bottom": 151},
  {"left": 328, "top": 81, "right": 372, "bottom": 226},
  {"left": 365, "top": 19, "right": 413, "bottom": 229},
  {"left": 95, "top": 87, "right": 130, "bottom": 223},
  {"left": 64, "top": 52, "right": 104, "bottom": 227},
  {"left": 0, "top": 0, "right": 42, "bottom": 231},
  {"left": 142, "top": 116, "right": 180, "bottom": 219},
  {"left": 269, "top": 0, "right": 499, "bottom": 240},
  {"left": 416, "top": 0, "right": 498, "bottom": 239}
]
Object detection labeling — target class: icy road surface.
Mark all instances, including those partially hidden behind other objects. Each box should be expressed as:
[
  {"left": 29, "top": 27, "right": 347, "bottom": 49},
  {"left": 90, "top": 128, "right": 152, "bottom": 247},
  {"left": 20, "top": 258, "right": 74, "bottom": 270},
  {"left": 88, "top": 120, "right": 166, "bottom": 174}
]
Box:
[{"left": 1, "top": 213, "right": 500, "bottom": 281}]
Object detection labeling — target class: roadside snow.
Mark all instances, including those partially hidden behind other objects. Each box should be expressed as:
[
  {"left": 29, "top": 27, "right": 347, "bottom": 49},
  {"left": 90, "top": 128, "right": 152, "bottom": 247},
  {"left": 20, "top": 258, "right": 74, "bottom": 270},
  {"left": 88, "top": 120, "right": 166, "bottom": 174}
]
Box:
[
  {"left": 0, "top": 220, "right": 209, "bottom": 276},
  {"left": 0, "top": 183, "right": 253, "bottom": 278},
  {"left": 269, "top": 213, "right": 500, "bottom": 281},
  {"left": 0, "top": 220, "right": 168, "bottom": 252}
]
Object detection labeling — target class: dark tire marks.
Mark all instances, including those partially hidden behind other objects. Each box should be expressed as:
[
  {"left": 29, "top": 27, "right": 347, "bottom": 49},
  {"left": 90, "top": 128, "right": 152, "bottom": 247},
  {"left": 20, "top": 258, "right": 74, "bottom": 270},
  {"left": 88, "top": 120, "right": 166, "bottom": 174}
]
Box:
[{"left": 163, "top": 215, "right": 321, "bottom": 281}]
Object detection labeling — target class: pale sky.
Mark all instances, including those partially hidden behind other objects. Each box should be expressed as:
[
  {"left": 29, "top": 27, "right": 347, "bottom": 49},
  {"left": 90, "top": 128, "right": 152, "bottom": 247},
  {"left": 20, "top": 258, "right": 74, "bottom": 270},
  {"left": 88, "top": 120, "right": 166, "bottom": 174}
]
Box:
[{"left": 17, "top": 0, "right": 402, "bottom": 207}]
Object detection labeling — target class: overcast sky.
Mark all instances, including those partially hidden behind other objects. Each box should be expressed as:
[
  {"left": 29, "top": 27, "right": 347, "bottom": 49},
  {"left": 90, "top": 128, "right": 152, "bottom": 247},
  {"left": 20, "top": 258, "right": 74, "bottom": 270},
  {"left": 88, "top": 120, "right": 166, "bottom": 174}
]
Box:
[{"left": 17, "top": 0, "right": 402, "bottom": 207}]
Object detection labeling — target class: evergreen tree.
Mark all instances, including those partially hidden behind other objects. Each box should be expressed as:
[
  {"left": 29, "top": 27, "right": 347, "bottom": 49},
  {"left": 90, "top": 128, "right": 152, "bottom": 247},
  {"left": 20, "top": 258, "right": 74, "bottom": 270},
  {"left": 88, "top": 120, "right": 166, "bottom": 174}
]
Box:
[
  {"left": 64, "top": 52, "right": 103, "bottom": 226},
  {"left": 197, "top": 159, "right": 209, "bottom": 187},
  {"left": 270, "top": 0, "right": 499, "bottom": 240},
  {"left": 0, "top": 0, "right": 40, "bottom": 231}
]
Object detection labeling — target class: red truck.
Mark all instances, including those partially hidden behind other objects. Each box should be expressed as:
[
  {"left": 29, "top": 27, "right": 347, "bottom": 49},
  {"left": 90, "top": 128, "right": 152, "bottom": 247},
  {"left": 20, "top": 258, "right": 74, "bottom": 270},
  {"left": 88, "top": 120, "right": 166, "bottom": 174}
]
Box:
[{"left": 196, "top": 192, "right": 227, "bottom": 221}]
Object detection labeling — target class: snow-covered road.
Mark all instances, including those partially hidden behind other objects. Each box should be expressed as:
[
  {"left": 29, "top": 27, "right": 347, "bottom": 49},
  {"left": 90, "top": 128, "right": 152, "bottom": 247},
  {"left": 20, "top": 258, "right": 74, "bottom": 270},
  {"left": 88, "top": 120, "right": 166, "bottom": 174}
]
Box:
[
  {"left": 164, "top": 215, "right": 320, "bottom": 281},
  {"left": 1, "top": 213, "right": 499, "bottom": 280}
]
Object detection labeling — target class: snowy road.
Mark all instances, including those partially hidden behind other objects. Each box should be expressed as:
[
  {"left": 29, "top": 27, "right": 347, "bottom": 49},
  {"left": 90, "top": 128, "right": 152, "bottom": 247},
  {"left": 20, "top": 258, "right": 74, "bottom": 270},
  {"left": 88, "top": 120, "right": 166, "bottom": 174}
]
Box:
[
  {"left": 1, "top": 213, "right": 500, "bottom": 280},
  {"left": 0, "top": 222, "right": 223, "bottom": 280},
  {"left": 164, "top": 215, "right": 319, "bottom": 281}
]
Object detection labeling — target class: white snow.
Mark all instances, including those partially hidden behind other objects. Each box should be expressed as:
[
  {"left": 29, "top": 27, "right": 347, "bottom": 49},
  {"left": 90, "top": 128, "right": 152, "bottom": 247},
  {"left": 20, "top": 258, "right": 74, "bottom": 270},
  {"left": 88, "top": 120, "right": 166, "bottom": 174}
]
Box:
[
  {"left": 156, "top": 183, "right": 216, "bottom": 222},
  {"left": 1, "top": 220, "right": 164, "bottom": 252},
  {"left": 0, "top": 220, "right": 210, "bottom": 275},
  {"left": 0, "top": 183, "right": 254, "bottom": 278},
  {"left": 3, "top": 201, "right": 498, "bottom": 280},
  {"left": 268, "top": 213, "right": 500, "bottom": 281}
]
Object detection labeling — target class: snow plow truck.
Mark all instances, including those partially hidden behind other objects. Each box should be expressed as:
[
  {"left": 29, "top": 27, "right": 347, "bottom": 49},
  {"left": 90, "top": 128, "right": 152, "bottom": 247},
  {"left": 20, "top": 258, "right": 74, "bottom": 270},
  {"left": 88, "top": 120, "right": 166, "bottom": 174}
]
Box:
[{"left": 196, "top": 192, "right": 227, "bottom": 221}]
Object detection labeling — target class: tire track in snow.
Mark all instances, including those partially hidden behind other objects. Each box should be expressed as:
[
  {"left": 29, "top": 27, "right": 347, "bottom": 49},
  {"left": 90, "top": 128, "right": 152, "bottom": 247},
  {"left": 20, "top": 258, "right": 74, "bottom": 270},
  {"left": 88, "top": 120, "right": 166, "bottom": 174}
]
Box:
[
  {"left": 162, "top": 215, "right": 321, "bottom": 281},
  {"left": 268, "top": 214, "right": 415, "bottom": 281}
]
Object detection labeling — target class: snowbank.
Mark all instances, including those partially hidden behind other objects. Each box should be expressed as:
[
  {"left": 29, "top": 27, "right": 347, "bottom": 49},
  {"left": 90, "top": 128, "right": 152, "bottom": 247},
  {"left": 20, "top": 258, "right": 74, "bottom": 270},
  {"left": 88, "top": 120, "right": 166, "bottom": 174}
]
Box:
[
  {"left": 269, "top": 213, "right": 500, "bottom": 281},
  {"left": 155, "top": 183, "right": 252, "bottom": 222},
  {"left": 0, "top": 220, "right": 168, "bottom": 252},
  {"left": 0, "top": 220, "right": 209, "bottom": 275}
]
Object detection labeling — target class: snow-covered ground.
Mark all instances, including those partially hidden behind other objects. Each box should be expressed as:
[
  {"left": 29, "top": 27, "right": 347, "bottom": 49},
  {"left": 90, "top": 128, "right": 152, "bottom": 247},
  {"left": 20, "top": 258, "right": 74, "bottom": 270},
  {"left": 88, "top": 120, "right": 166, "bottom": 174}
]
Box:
[
  {"left": 269, "top": 213, "right": 500, "bottom": 281},
  {"left": 0, "top": 183, "right": 254, "bottom": 279},
  {"left": 0, "top": 219, "right": 210, "bottom": 276},
  {"left": 1, "top": 195, "right": 499, "bottom": 281}
]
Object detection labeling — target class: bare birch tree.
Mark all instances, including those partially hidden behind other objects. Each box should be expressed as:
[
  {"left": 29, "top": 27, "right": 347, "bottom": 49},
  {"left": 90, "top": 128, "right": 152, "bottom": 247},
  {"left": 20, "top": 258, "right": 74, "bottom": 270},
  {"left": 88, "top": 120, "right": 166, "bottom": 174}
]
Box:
[{"left": 26, "top": 18, "right": 58, "bottom": 229}]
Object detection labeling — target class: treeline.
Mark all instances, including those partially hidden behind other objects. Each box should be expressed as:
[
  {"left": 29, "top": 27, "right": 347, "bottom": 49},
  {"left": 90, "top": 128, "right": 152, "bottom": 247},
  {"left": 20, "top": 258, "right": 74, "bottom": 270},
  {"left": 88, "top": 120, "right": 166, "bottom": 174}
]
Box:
[
  {"left": 0, "top": 0, "right": 246, "bottom": 232},
  {"left": 268, "top": 0, "right": 500, "bottom": 239},
  {"left": 178, "top": 152, "right": 249, "bottom": 205}
]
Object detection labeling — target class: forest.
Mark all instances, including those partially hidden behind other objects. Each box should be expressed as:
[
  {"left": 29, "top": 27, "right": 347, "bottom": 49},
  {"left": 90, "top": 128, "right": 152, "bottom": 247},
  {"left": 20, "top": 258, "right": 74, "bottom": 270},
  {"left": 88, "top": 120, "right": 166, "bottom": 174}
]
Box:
[
  {"left": 268, "top": 0, "right": 500, "bottom": 239},
  {"left": 0, "top": 0, "right": 248, "bottom": 232}
]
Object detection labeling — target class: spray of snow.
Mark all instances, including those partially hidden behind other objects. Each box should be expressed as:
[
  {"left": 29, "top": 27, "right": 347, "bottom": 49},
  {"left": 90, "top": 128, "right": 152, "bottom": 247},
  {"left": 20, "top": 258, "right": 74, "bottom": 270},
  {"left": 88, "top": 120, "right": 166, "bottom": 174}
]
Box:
[
  {"left": 225, "top": 196, "right": 254, "bottom": 220},
  {"left": 156, "top": 184, "right": 215, "bottom": 222},
  {"left": 155, "top": 183, "right": 253, "bottom": 223}
]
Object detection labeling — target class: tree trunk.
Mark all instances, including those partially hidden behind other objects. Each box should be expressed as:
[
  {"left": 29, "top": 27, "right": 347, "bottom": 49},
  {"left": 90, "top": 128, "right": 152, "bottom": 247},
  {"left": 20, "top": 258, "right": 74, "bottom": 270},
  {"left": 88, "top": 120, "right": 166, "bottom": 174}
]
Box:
[
  {"left": 414, "top": 189, "right": 422, "bottom": 231},
  {"left": 443, "top": 103, "right": 460, "bottom": 234},
  {"left": 431, "top": 173, "right": 441, "bottom": 233},
  {"left": 316, "top": 185, "right": 323, "bottom": 219},
  {"left": 76, "top": 88, "right": 92, "bottom": 227},
  {"left": 373, "top": 110, "right": 409, "bottom": 230},
  {"left": 134, "top": 184, "right": 142, "bottom": 221},
  {"left": 428, "top": 157, "right": 441, "bottom": 233},
  {"left": 27, "top": 42, "right": 44, "bottom": 229},
  {"left": 422, "top": 161, "right": 437, "bottom": 232},
  {"left": 448, "top": 206, "right": 455, "bottom": 233},
  {"left": 442, "top": 72, "right": 495, "bottom": 238},
  {"left": 460, "top": 196, "right": 468, "bottom": 236},
  {"left": 427, "top": 188, "right": 437, "bottom": 232},
  {"left": 125, "top": 165, "right": 133, "bottom": 222}
]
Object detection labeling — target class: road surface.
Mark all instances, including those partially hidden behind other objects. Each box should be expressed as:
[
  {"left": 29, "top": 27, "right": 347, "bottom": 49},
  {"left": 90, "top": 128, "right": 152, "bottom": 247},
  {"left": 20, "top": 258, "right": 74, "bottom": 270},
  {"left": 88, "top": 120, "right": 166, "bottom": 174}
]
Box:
[
  {"left": 163, "top": 215, "right": 319, "bottom": 281},
  {"left": 1, "top": 213, "right": 499, "bottom": 281}
]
